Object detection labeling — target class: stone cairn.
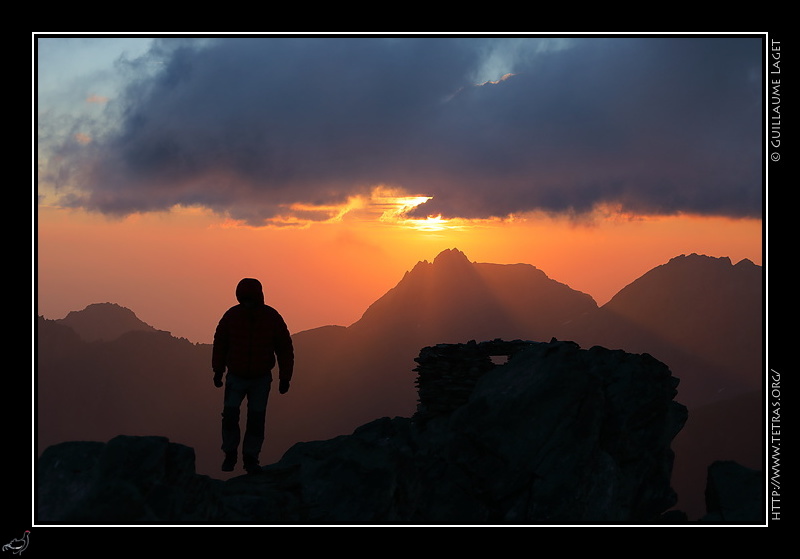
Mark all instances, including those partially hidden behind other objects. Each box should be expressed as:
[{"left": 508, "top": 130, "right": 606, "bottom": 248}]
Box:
[{"left": 412, "top": 338, "right": 540, "bottom": 423}]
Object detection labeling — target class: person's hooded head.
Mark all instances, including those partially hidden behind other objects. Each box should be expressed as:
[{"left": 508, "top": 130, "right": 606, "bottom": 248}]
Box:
[{"left": 236, "top": 278, "right": 265, "bottom": 306}]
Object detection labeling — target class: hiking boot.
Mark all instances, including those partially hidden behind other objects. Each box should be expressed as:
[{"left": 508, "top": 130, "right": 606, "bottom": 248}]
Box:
[
  {"left": 243, "top": 455, "right": 261, "bottom": 474},
  {"left": 221, "top": 452, "right": 237, "bottom": 472}
]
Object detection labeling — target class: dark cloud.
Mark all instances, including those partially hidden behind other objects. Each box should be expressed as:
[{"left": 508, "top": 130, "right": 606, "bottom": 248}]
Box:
[{"left": 40, "top": 36, "right": 763, "bottom": 223}]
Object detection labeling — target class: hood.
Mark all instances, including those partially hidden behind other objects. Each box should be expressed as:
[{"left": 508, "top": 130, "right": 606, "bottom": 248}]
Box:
[{"left": 236, "top": 278, "right": 265, "bottom": 305}]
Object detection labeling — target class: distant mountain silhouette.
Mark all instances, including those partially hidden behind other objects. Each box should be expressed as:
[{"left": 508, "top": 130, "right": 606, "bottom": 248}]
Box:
[
  {"left": 37, "top": 316, "right": 216, "bottom": 465},
  {"left": 566, "top": 254, "right": 762, "bottom": 408},
  {"left": 350, "top": 248, "right": 597, "bottom": 345},
  {"left": 35, "top": 248, "right": 763, "bottom": 520},
  {"left": 56, "top": 302, "right": 161, "bottom": 342}
]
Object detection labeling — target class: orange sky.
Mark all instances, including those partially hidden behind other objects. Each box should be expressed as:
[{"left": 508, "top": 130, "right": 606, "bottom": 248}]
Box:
[
  {"left": 36, "top": 197, "right": 762, "bottom": 345},
  {"left": 35, "top": 36, "right": 765, "bottom": 346}
]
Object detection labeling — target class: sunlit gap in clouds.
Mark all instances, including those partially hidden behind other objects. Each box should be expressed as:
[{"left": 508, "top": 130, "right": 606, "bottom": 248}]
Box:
[
  {"left": 246, "top": 185, "right": 477, "bottom": 233},
  {"left": 370, "top": 187, "right": 473, "bottom": 233}
]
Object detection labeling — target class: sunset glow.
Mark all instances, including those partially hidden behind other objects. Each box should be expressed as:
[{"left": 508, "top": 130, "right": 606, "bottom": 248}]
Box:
[
  {"left": 35, "top": 34, "right": 765, "bottom": 346},
  {"left": 36, "top": 196, "right": 762, "bottom": 346},
  {"left": 372, "top": 189, "right": 467, "bottom": 232},
  {"left": 406, "top": 215, "right": 451, "bottom": 232}
]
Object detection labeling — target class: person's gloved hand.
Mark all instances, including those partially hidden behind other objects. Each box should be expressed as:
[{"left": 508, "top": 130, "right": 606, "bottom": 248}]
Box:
[
  {"left": 213, "top": 372, "right": 224, "bottom": 388},
  {"left": 279, "top": 379, "right": 290, "bottom": 394}
]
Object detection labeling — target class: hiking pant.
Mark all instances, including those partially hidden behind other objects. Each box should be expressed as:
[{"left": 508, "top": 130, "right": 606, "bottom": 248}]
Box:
[{"left": 221, "top": 374, "right": 271, "bottom": 458}]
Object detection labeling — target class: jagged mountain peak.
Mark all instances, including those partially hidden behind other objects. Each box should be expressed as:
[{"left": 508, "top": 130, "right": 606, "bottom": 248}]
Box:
[
  {"left": 667, "top": 252, "right": 732, "bottom": 267},
  {"left": 406, "top": 248, "right": 471, "bottom": 274},
  {"left": 432, "top": 247, "right": 471, "bottom": 265},
  {"left": 662, "top": 253, "right": 760, "bottom": 275},
  {"left": 350, "top": 248, "right": 597, "bottom": 345},
  {"left": 607, "top": 252, "right": 761, "bottom": 310}
]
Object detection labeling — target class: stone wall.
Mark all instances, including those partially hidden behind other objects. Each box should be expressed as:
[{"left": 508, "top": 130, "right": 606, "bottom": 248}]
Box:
[{"left": 413, "top": 338, "right": 547, "bottom": 423}]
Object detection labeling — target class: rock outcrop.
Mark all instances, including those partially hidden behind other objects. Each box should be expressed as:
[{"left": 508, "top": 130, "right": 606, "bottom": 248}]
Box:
[
  {"left": 37, "top": 339, "right": 706, "bottom": 524},
  {"left": 701, "top": 460, "right": 764, "bottom": 523}
]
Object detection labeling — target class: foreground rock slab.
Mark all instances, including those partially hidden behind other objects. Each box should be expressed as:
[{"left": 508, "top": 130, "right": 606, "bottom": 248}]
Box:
[{"left": 38, "top": 339, "right": 700, "bottom": 524}]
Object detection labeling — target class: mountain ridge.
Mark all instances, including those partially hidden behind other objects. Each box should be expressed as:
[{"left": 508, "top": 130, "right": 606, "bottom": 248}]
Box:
[
  {"left": 39, "top": 250, "right": 758, "bottom": 340},
  {"left": 49, "top": 302, "right": 163, "bottom": 343},
  {"left": 348, "top": 247, "right": 597, "bottom": 348}
]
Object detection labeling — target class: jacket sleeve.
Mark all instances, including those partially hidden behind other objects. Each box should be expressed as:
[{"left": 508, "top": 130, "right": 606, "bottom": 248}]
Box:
[
  {"left": 274, "top": 314, "right": 294, "bottom": 382},
  {"left": 211, "top": 314, "right": 230, "bottom": 374}
]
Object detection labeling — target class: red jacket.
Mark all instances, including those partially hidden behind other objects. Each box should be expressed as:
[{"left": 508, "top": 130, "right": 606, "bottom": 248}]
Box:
[{"left": 212, "top": 278, "right": 294, "bottom": 381}]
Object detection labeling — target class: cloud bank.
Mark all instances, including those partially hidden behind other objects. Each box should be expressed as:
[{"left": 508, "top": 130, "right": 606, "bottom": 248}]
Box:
[{"left": 37, "top": 36, "right": 763, "bottom": 224}]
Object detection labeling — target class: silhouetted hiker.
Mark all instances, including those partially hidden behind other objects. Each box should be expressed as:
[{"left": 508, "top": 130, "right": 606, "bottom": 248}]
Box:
[{"left": 212, "top": 278, "right": 294, "bottom": 474}]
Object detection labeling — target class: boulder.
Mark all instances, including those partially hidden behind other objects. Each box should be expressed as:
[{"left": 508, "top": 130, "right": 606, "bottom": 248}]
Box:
[{"left": 701, "top": 460, "right": 764, "bottom": 523}]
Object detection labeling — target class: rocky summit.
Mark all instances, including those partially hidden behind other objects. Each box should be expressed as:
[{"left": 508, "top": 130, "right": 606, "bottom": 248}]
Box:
[{"left": 35, "top": 339, "right": 758, "bottom": 525}]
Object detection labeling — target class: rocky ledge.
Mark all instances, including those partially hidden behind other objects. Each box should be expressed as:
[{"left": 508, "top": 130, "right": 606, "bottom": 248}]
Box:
[{"left": 36, "top": 339, "right": 762, "bottom": 524}]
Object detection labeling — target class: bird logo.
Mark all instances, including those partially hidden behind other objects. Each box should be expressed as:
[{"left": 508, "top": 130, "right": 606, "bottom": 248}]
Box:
[{"left": 2, "top": 531, "right": 29, "bottom": 555}]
